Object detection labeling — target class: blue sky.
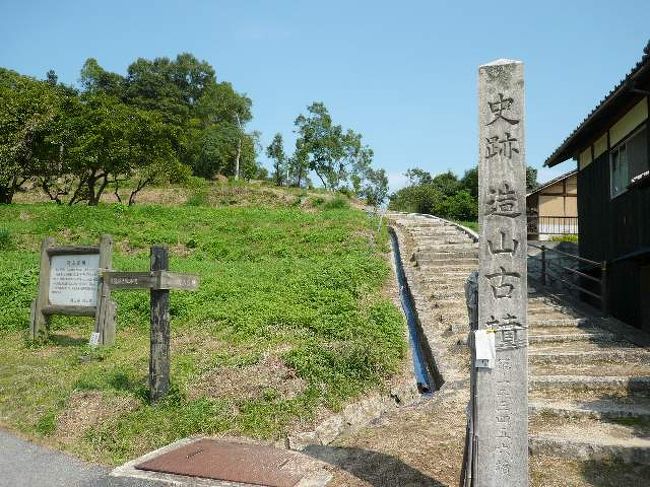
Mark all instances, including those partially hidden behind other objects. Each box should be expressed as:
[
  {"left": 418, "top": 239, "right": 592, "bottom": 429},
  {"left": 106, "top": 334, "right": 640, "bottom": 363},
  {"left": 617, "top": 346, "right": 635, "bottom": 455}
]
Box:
[{"left": 1, "top": 0, "right": 648, "bottom": 190}]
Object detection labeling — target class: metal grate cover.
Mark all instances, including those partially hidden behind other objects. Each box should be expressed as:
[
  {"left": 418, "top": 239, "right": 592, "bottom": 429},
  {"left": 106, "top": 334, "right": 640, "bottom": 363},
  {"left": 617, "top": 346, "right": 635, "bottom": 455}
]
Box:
[{"left": 135, "top": 439, "right": 303, "bottom": 487}]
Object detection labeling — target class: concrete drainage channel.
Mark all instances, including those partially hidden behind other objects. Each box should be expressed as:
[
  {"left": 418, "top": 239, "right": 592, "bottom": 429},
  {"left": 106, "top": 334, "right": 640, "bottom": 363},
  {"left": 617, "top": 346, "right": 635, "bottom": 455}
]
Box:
[{"left": 389, "top": 227, "right": 443, "bottom": 394}]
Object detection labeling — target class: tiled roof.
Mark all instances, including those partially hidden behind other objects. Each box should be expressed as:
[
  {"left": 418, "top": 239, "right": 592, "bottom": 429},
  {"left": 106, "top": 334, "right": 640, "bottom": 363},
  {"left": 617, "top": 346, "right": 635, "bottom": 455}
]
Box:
[
  {"left": 544, "top": 41, "right": 650, "bottom": 167},
  {"left": 526, "top": 169, "right": 578, "bottom": 198}
]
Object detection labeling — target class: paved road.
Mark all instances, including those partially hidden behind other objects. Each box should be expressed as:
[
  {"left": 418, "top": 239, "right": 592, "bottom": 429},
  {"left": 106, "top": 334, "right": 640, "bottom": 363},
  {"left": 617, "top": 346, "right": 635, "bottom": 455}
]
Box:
[{"left": 0, "top": 429, "right": 164, "bottom": 487}]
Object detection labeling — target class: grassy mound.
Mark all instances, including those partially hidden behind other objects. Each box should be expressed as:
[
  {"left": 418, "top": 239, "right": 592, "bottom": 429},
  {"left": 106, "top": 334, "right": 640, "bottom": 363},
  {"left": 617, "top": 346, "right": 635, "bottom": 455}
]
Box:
[{"left": 0, "top": 199, "right": 405, "bottom": 465}]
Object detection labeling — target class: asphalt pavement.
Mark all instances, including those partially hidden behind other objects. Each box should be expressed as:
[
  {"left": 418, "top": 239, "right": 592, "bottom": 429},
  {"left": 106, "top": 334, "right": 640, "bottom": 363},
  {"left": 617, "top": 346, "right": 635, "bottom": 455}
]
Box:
[{"left": 0, "top": 429, "right": 164, "bottom": 487}]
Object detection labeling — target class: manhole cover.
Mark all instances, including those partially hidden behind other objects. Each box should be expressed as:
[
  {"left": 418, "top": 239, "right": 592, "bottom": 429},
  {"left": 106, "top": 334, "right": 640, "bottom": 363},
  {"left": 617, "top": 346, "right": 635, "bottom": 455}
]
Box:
[{"left": 135, "top": 439, "right": 304, "bottom": 486}]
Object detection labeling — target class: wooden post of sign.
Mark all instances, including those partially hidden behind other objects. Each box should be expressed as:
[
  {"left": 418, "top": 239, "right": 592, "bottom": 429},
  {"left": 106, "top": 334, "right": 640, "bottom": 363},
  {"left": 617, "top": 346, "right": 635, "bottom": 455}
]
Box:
[
  {"left": 94, "top": 234, "right": 116, "bottom": 345},
  {"left": 30, "top": 237, "right": 55, "bottom": 339},
  {"left": 149, "top": 245, "right": 170, "bottom": 402},
  {"left": 476, "top": 59, "right": 528, "bottom": 486}
]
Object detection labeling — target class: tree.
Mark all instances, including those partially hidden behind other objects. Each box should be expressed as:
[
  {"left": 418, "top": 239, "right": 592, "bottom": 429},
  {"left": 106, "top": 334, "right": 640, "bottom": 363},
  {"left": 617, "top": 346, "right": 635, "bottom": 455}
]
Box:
[
  {"left": 288, "top": 141, "right": 310, "bottom": 187},
  {"left": 294, "top": 102, "right": 372, "bottom": 190},
  {"left": 405, "top": 167, "right": 432, "bottom": 186},
  {"left": 430, "top": 171, "right": 461, "bottom": 196},
  {"left": 266, "top": 133, "right": 287, "bottom": 186},
  {"left": 63, "top": 93, "right": 180, "bottom": 205},
  {"left": 526, "top": 166, "right": 539, "bottom": 191},
  {"left": 362, "top": 168, "right": 389, "bottom": 207},
  {"left": 460, "top": 167, "right": 478, "bottom": 198},
  {"left": 79, "top": 58, "right": 125, "bottom": 98},
  {"left": 0, "top": 68, "right": 59, "bottom": 203},
  {"left": 437, "top": 190, "right": 478, "bottom": 221}
]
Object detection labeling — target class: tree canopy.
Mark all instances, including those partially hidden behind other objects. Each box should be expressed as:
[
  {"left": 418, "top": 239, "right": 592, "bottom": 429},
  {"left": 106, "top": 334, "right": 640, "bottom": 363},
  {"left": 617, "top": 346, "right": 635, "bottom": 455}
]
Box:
[{"left": 0, "top": 53, "right": 263, "bottom": 204}]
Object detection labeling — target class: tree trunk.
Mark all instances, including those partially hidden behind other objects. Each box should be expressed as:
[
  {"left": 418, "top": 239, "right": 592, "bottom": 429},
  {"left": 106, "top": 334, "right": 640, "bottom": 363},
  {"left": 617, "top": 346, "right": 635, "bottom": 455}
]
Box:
[
  {"left": 234, "top": 137, "right": 241, "bottom": 181},
  {"left": 234, "top": 113, "right": 242, "bottom": 181},
  {"left": 314, "top": 169, "right": 328, "bottom": 190},
  {"left": 0, "top": 185, "right": 14, "bottom": 204}
]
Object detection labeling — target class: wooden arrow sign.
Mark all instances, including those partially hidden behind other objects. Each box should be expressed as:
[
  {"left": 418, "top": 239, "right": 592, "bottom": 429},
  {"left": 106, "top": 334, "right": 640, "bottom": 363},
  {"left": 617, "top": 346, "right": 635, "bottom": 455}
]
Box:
[{"left": 104, "top": 271, "right": 199, "bottom": 291}]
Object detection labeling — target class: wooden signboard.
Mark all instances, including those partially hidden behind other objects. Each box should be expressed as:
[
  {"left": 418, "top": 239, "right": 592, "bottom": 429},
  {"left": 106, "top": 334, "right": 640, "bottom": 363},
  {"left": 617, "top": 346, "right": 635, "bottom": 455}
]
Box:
[{"left": 30, "top": 235, "right": 116, "bottom": 345}]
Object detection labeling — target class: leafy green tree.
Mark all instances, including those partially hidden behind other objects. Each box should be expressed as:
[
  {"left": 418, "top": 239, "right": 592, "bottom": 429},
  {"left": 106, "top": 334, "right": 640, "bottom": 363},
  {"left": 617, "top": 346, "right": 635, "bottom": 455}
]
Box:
[
  {"left": 437, "top": 190, "right": 478, "bottom": 221},
  {"left": 526, "top": 166, "right": 539, "bottom": 191},
  {"left": 0, "top": 68, "right": 59, "bottom": 203},
  {"left": 79, "top": 58, "right": 125, "bottom": 98},
  {"left": 288, "top": 142, "right": 310, "bottom": 187},
  {"left": 430, "top": 170, "right": 461, "bottom": 196},
  {"left": 62, "top": 93, "right": 180, "bottom": 205},
  {"left": 460, "top": 167, "right": 478, "bottom": 198},
  {"left": 294, "top": 102, "right": 372, "bottom": 190},
  {"left": 266, "top": 133, "right": 287, "bottom": 186},
  {"left": 362, "top": 168, "right": 389, "bottom": 207},
  {"left": 389, "top": 184, "right": 444, "bottom": 214},
  {"left": 405, "top": 167, "right": 432, "bottom": 186}
]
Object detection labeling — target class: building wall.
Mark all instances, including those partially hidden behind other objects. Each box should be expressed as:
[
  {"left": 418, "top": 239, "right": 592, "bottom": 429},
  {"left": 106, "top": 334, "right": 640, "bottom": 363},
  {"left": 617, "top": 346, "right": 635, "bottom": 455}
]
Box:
[
  {"left": 577, "top": 115, "right": 650, "bottom": 330},
  {"left": 536, "top": 174, "right": 579, "bottom": 218}
]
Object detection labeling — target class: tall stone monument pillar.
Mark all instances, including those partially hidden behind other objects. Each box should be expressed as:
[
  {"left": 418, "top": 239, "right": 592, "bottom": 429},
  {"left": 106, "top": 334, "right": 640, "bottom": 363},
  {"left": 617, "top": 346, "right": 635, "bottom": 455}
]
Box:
[{"left": 476, "top": 59, "right": 528, "bottom": 486}]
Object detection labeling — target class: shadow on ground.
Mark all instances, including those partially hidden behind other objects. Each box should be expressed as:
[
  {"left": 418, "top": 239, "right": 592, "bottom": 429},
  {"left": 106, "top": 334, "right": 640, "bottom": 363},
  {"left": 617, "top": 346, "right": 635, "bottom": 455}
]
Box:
[
  {"left": 580, "top": 459, "right": 650, "bottom": 487},
  {"left": 303, "top": 444, "right": 446, "bottom": 486},
  {"left": 48, "top": 334, "right": 88, "bottom": 347}
]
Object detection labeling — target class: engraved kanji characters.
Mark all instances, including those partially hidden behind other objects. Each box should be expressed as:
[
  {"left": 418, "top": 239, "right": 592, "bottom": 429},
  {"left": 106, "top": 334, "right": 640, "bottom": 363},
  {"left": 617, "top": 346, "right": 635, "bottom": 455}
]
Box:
[
  {"left": 486, "top": 182, "right": 521, "bottom": 217},
  {"left": 488, "top": 229, "right": 519, "bottom": 256},
  {"left": 485, "top": 266, "right": 521, "bottom": 299},
  {"left": 486, "top": 132, "right": 519, "bottom": 159},
  {"left": 487, "top": 93, "right": 520, "bottom": 126}
]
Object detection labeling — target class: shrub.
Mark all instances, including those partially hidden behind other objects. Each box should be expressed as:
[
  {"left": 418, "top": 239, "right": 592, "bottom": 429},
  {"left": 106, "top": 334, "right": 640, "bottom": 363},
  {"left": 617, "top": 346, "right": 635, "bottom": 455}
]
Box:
[
  {"left": 388, "top": 184, "right": 444, "bottom": 214},
  {"left": 323, "top": 196, "right": 349, "bottom": 210},
  {"left": 186, "top": 190, "right": 208, "bottom": 206},
  {"left": 550, "top": 234, "right": 579, "bottom": 243},
  {"left": 437, "top": 190, "right": 478, "bottom": 221}
]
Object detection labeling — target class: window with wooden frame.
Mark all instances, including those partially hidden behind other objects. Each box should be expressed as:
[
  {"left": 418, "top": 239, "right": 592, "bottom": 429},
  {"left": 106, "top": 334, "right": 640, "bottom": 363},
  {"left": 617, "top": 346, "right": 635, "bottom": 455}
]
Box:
[{"left": 610, "top": 124, "right": 648, "bottom": 198}]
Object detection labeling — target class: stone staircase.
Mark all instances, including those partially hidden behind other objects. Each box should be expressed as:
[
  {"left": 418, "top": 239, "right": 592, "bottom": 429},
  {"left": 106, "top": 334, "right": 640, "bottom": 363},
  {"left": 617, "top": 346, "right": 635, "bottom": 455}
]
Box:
[
  {"left": 527, "top": 287, "right": 650, "bottom": 465},
  {"left": 392, "top": 212, "right": 650, "bottom": 467}
]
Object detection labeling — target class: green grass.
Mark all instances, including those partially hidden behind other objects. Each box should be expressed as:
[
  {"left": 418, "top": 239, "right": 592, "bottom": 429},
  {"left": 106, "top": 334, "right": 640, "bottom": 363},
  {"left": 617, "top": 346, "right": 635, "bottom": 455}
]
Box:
[
  {"left": 0, "top": 200, "right": 405, "bottom": 465},
  {"left": 454, "top": 220, "right": 478, "bottom": 232},
  {"left": 549, "top": 234, "right": 579, "bottom": 243}
]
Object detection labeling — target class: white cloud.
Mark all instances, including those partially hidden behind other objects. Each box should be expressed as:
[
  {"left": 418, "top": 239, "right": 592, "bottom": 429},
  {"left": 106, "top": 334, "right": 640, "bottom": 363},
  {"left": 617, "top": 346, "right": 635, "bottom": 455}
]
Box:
[{"left": 387, "top": 171, "right": 409, "bottom": 193}]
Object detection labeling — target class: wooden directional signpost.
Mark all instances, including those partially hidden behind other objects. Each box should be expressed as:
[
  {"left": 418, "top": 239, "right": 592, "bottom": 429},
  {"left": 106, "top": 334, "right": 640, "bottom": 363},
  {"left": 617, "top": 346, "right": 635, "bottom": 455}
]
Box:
[
  {"left": 469, "top": 59, "right": 528, "bottom": 486},
  {"left": 32, "top": 237, "right": 198, "bottom": 401},
  {"left": 104, "top": 245, "right": 199, "bottom": 401}
]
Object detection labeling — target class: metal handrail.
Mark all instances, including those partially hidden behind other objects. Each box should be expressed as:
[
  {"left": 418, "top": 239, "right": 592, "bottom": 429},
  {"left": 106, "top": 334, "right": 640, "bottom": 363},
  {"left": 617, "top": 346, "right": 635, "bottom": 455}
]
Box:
[
  {"left": 527, "top": 242, "right": 608, "bottom": 313},
  {"left": 528, "top": 242, "right": 600, "bottom": 266}
]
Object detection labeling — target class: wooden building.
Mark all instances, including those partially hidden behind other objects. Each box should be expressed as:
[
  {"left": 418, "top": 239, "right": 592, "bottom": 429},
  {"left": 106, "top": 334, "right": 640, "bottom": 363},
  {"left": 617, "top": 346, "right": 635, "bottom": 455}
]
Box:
[
  {"left": 544, "top": 41, "right": 650, "bottom": 332},
  {"left": 526, "top": 170, "right": 578, "bottom": 240}
]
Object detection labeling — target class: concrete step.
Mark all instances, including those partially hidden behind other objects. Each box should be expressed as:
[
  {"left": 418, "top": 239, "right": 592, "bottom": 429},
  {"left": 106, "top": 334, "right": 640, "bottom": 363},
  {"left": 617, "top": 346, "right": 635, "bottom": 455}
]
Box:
[
  {"left": 428, "top": 289, "right": 466, "bottom": 300},
  {"left": 529, "top": 375, "right": 650, "bottom": 397},
  {"left": 414, "top": 258, "right": 478, "bottom": 267},
  {"left": 529, "top": 397, "right": 650, "bottom": 420},
  {"left": 529, "top": 348, "right": 650, "bottom": 365},
  {"left": 530, "top": 361, "right": 650, "bottom": 378},
  {"left": 413, "top": 263, "right": 478, "bottom": 273},
  {"left": 529, "top": 416, "right": 650, "bottom": 464},
  {"left": 417, "top": 272, "right": 475, "bottom": 282},
  {"left": 415, "top": 238, "right": 472, "bottom": 246},
  {"left": 417, "top": 243, "right": 477, "bottom": 252},
  {"left": 528, "top": 331, "right": 617, "bottom": 344},
  {"left": 527, "top": 311, "right": 587, "bottom": 323},
  {"left": 528, "top": 304, "right": 581, "bottom": 316},
  {"left": 529, "top": 324, "right": 602, "bottom": 336},
  {"left": 528, "top": 317, "right": 592, "bottom": 328},
  {"left": 414, "top": 250, "right": 478, "bottom": 259},
  {"left": 529, "top": 433, "right": 650, "bottom": 465}
]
